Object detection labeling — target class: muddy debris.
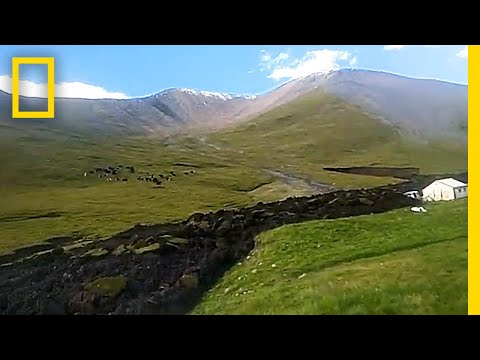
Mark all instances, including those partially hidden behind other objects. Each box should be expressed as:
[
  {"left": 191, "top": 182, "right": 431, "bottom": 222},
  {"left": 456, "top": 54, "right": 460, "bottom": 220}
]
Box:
[
  {"left": 324, "top": 166, "right": 421, "bottom": 179},
  {"left": 0, "top": 172, "right": 461, "bottom": 315}
]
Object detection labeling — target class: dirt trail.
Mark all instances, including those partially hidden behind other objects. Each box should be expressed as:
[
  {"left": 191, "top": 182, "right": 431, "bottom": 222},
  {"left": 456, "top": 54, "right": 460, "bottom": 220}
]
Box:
[
  {"left": 263, "top": 169, "right": 336, "bottom": 194},
  {"left": 197, "top": 138, "right": 334, "bottom": 195}
]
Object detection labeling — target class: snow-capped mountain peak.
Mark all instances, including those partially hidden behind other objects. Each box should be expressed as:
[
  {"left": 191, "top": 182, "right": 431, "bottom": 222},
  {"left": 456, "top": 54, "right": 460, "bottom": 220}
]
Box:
[{"left": 178, "top": 88, "right": 256, "bottom": 101}]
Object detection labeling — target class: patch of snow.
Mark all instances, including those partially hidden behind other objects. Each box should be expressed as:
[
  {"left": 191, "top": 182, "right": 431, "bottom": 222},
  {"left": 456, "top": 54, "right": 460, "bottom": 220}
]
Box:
[
  {"left": 200, "top": 91, "right": 233, "bottom": 100},
  {"left": 179, "top": 88, "right": 199, "bottom": 96},
  {"left": 179, "top": 88, "right": 230, "bottom": 100},
  {"left": 178, "top": 88, "right": 256, "bottom": 101}
]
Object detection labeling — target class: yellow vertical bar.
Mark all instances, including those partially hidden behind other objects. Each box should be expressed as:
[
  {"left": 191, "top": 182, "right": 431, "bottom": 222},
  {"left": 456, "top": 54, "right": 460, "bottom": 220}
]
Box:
[
  {"left": 469, "top": 45, "right": 479, "bottom": 315},
  {"left": 11, "top": 58, "right": 19, "bottom": 117},
  {"left": 47, "top": 58, "right": 55, "bottom": 117}
]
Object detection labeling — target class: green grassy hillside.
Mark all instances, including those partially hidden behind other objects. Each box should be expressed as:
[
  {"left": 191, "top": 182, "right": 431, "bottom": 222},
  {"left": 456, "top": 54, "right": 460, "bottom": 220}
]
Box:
[
  {"left": 193, "top": 199, "right": 467, "bottom": 315},
  {"left": 0, "top": 134, "right": 275, "bottom": 254},
  {"left": 0, "top": 91, "right": 468, "bottom": 255},
  {"left": 206, "top": 91, "right": 468, "bottom": 186}
]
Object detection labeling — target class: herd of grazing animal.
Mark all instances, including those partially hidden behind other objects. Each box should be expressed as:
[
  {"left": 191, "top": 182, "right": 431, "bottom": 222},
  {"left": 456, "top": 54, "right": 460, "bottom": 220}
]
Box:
[
  {"left": 84, "top": 164, "right": 134, "bottom": 182},
  {"left": 83, "top": 164, "right": 197, "bottom": 187},
  {"left": 136, "top": 169, "right": 193, "bottom": 185}
]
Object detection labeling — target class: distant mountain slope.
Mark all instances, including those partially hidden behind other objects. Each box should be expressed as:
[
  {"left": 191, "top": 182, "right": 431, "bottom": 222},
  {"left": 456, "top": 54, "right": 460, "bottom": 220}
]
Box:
[
  {"left": 206, "top": 91, "right": 468, "bottom": 177},
  {"left": 325, "top": 70, "right": 468, "bottom": 137},
  {"left": 0, "top": 89, "right": 256, "bottom": 137},
  {"left": 0, "top": 69, "right": 468, "bottom": 139},
  {"left": 256, "top": 69, "right": 468, "bottom": 138}
]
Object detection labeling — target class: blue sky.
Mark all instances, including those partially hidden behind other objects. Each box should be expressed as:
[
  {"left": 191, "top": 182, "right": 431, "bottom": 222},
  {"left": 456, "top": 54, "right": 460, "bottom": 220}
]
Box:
[{"left": 0, "top": 45, "right": 469, "bottom": 99}]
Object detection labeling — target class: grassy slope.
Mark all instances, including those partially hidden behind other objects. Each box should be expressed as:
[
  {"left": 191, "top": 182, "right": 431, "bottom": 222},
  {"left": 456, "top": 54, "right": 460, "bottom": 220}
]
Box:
[
  {"left": 0, "top": 92, "right": 468, "bottom": 254},
  {"left": 193, "top": 199, "right": 467, "bottom": 315},
  {"left": 0, "top": 133, "right": 272, "bottom": 253},
  {"left": 206, "top": 92, "right": 468, "bottom": 188}
]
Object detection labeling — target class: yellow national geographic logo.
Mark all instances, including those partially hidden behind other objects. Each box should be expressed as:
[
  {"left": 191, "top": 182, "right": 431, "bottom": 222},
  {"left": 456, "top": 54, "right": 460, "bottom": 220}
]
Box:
[{"left": 12, "top": 57, "right": 55, "bottom": 119}]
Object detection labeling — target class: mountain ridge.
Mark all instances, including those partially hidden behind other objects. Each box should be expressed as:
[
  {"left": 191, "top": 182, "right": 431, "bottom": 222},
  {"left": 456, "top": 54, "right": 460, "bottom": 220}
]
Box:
[
  {"left": 0, "top": 68, "right": 469, "bottom": 139},
  {"left": 1, "top": 68, "right": 467, "bottom": 100}
]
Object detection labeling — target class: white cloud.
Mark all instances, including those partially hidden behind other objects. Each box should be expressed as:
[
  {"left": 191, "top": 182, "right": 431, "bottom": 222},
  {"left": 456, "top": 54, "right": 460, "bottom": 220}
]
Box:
[
  {"left": 383, "top": 45, "right": 406, "bottom": 51},
  {"left": 0, "top": 75, "right": 129, "bottom": 99},
  {"left": 260, "top": 50, "right": 272, "bottom": 67},
  {"left": 259, "top": 50, "right": 291, "bottom": 71},
  {"left": 259, "top": 49, "right": 357, "bottom": 82},
  {"left": 457, "top": 46, "right": 468, "bottom": 59},
  {"left": 274, "top": 52, "right": 289, "bottom": 63},
  {"left": 384, "top": 45, "right": 444, "bottom": 51},
  {"left": 55, "top": 82, "right": 129, "bottom": 99}
]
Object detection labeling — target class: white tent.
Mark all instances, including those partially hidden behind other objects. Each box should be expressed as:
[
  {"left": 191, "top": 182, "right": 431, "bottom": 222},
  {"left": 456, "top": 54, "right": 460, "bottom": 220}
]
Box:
[{"left": 422, "top": 178, "right": 468, "bottom": 202}]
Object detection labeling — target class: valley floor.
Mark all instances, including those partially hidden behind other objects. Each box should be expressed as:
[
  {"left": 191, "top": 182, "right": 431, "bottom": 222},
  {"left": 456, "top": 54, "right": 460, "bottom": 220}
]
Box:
[{"left": 0, "top": 135, "right": 410, "bottom": 255}]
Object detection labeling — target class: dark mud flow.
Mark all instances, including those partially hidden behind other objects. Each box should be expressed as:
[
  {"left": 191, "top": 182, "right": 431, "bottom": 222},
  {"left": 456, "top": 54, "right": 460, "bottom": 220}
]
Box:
[
  {"left": 324, "top": 167, "right": 468, "bottom": 185},
  {"left": 323, "top": 166, "right": 421, "bottom": 179},
  {"left": 0, "top": 172, "right": 466, "bottom": 315}
]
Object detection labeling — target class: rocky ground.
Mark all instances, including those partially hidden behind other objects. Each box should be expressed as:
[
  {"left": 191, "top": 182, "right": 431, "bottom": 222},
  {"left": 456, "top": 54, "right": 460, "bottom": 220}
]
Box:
[{"left": 0, "top": 171, "right": 466, "bottom": 315}]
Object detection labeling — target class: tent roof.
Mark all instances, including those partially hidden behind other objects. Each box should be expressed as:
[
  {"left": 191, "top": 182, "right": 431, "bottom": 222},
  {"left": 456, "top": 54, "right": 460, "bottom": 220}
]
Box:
[{"left": 435, "top": 178, "right": 467, "bottom": 188}]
